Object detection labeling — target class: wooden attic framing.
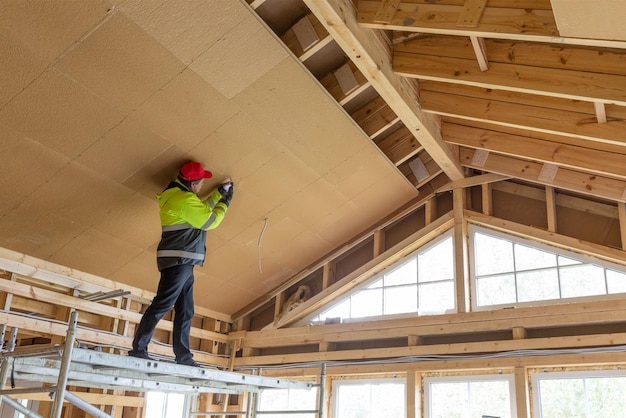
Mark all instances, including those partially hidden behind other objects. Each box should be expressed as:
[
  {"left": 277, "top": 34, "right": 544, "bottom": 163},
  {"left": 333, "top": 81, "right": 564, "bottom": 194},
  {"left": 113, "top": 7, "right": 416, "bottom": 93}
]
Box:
[
  {"left": 3, "top": 176, "right": 626, "bottom": 416},
  {"left": 2, "top": 0, "right": 626, "bottom": 416}
]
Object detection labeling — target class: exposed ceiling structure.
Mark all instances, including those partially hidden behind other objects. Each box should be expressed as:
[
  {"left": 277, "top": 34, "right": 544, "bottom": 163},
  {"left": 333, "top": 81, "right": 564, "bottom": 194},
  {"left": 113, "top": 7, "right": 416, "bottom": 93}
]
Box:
[{"left": 1, "top": 0, "right": 625, "bottom": 318}]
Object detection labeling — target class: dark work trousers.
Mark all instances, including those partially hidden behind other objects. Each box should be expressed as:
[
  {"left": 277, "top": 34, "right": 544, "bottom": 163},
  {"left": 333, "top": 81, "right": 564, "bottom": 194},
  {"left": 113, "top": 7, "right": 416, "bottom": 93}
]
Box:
[{"left": 130, "top": 264, "right": 195, "bottom": 364}]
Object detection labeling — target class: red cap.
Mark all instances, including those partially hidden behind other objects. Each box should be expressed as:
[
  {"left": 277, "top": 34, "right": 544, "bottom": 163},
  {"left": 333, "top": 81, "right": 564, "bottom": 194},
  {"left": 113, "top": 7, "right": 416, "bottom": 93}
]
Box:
[{"left": 179, "top": 161, "right": 213, "bottom": 181}]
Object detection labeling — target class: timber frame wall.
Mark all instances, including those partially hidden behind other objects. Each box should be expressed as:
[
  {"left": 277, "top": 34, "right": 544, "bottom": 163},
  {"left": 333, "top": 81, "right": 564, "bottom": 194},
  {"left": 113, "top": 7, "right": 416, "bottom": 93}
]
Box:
[{"left": 2, "top": 177, "right": 626, "bottom": 417}]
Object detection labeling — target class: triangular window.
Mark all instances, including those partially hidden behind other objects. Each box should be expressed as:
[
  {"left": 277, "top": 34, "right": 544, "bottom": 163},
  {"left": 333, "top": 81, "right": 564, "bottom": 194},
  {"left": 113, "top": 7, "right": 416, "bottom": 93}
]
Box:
[
  {"left": 310, "top": 230, "right": 455, "bottom": 323},
  {"left": 470, "top": 225, "right": 626, "bottom": 309}
]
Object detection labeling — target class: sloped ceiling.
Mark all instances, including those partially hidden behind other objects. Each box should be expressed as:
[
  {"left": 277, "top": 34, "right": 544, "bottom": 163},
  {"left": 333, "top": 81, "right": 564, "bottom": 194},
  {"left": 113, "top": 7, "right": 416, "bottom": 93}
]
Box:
[
  {"left": 0, "top": 0, "right": 417, "bottom": 314},
  {"left": 1, "top": 0, "right": 626, "bottom": 318}
]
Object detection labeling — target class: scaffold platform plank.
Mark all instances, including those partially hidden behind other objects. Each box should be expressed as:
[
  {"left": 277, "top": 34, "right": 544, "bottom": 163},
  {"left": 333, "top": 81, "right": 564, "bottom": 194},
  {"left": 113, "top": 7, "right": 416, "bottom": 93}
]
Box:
[{"left": 1, "top": 348, "right": 311, "bottom": 395}]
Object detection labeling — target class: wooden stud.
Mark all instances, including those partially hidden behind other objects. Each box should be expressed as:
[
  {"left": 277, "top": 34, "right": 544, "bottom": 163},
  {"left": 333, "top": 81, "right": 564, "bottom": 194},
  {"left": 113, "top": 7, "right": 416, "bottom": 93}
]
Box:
[
  {"left": 425, "top": 197, "right": 437, "bottom": 225},
  {"left": 618, "top": 202, "right": 626, "bottom": 251},
  {"left": 322, "top": 261, "right": 336, "bottom": 290},
  {"left": 481, "top": 183, "right": 492, "bottom": 216},
  {"left": 514, "top": 367, "right": 530, "bottom": 418},
  {"left": 373, "top": 229, "right": 386, "bottom": 257},
  {"left": 546, "top": 186, "right": 557, "bottom": 233},
  {"left": 406, "top": 370, "right": 420, "bottom": 418},
  {"left": 453, "top": 188, "right": 470, "bottom": 313}
]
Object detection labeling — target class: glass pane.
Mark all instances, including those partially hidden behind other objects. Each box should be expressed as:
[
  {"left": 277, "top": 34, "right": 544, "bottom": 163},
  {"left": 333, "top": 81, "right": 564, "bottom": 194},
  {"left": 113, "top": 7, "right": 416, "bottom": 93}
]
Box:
[
  {"left": 385, "top": 259, "right": 417, "bottom": 286},
  {"left": 559, "top": 256, "right": 582, "bottom": 266},
  {"left": 469, "top": 380, "right": 512, "bottom": 418},
  {"left": 476, "top": 274, "right": 516, "bottom": 306},
  {"left": 319, "top": 299, "right": 350, "bottom": 321},
  {"left": 384, "top": 285, "right": 417, "bottom": 315},
  {"left": 607, "top": 269, "right": 626, "bottom": 294},
  {"left": 336, "top": 385, "right": 370, "bottom": 418},
  {"left": 474, "top": 232, "right": 514, "bottom": 276},
  {"left": 351, "top": 289, "right": 382, "bottom": 318},
  {"left": 419, "top": 281, "right": 454, "bottom": 314},
  {"left": 258, "top": 388, "right": 288, "bottom": 410},
  {"left": 514, "top": 244, "right": 557, "bottom": 271},
  {"left": 586, "top": 377, "right": 626, "bottom": 417},
  {"left": 419, "top": 236, "right": 454, "bottom": 282},
  {"left": 517, "top": 269, "right": 559, "bottom": 302},
  {"left": 164, "top": 393, "right": 185, "bottom": 418},
  {"left": 560, "top": 264, "right": 606, "bottom": 298},
  {"left": 430, "top": 382, "right": 469, "bottom": 418},
  {"left": 288, "top": 388, "right": 318, "bottom": 410},
  {"left": 371, "top": 383, "right": 405, "bottom": 418},
  {"left": 538, "top": 378, "right": 586, "bottom": 418},
  {"left": 145, "top": 392, "right": 166, "bottom": 418}
]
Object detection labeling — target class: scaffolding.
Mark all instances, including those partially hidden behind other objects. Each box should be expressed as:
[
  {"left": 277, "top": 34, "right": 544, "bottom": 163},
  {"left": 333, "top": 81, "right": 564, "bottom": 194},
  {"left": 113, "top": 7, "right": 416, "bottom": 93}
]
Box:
[{"left": 0, "top": 312, "right": 313, "bottom": 418}]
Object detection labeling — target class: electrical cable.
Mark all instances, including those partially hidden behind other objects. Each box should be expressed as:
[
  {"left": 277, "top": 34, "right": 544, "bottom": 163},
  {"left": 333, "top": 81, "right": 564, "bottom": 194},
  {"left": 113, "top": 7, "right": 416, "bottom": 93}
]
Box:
[{"left": 258, "top": 217, "right": 269, "bottom": 273}]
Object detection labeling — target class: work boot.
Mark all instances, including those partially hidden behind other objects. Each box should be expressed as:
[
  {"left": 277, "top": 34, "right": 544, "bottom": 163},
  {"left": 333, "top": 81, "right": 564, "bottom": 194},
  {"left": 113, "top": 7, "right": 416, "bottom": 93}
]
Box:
[{"left": 128, "top": 350, "right": 153, "bottom": 361}]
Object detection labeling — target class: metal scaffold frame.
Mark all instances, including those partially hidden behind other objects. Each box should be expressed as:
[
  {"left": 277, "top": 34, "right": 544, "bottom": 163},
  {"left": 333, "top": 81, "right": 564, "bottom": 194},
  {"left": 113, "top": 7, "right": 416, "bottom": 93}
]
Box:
[{"left": 0, "top": 311, "right": 313, "bottom": 418}]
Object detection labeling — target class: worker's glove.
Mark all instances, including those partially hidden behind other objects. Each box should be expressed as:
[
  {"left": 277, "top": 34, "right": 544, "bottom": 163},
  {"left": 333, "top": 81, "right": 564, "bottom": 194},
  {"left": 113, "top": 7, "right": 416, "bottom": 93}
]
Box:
[{"left": 218, "top": 182, "right": 234, "bottom": 207}]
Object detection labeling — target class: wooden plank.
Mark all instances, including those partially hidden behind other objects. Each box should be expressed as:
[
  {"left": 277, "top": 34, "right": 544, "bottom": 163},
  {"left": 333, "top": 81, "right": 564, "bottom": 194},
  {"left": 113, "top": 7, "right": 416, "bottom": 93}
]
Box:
[
  {"left": 397, "top": 36, "right": 626, "bottom": 77},
  {"left": 235, "top": 332, "right": 626, "bottom": 366},
  {"left": 304, "top": 0, "right": 464, "bottom": 180},
  {"left": 457, "top": 0, "right": 488, "bottom": 28},
  {"left": 423, "top": 91, "right": 626, "bottom": 146},
  {"left": 350, "top": 95, "right": 400, "bottom": 138},
  {"left": 375, "top": 126, "right": 423, "bottom": 166},
  {"left": 0, "top": 279, "right": 229, "bottom": 344},
  {"left": 444, "top": 124, "right": 626, "bottom": 180},
  {"left": 374, "top": 0, "right": 402, "bottom": 24},
  {"left": 395, "top": 52, "right": 626, "bottom": 105},
  {"left": 459, "top": 147, "right": 626, "bottom": 203},
  {"left": 358, "top": 1, "right": 626, "bottom": 48}
]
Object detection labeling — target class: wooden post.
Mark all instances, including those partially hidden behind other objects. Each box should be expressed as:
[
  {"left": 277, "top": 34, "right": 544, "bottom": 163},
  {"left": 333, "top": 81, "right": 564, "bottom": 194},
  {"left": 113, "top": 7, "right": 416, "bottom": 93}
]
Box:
[
  {"left": 453, "top": 188, "right": 470, "bottom": 312},
  {"left": 546, "top": 186, "right": 557, "bottom": 232}
]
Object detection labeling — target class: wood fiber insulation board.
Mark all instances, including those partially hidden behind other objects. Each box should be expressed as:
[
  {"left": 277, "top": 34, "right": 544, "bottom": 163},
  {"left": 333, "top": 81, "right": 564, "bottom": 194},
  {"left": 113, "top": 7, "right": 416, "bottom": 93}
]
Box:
[{"left": 551, "top": 0, "right": 626, "bottom": 41}]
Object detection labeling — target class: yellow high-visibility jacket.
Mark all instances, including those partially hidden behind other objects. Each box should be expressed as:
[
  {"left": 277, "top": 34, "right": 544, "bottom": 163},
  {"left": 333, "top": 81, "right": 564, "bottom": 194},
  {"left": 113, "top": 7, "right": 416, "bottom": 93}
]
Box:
[{"left": 155, "top": 179, "right": 228, "bottom": 271}]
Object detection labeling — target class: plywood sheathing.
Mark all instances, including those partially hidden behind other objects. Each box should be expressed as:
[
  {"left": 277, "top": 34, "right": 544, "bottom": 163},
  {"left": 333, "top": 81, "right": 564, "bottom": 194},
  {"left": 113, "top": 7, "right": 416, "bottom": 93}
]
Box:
[
  {"left": 0, "top": 0, "right": 417, "bottom": 314},
  {"left": 551, "top": 0, "right": 626, "bottom": 41}
]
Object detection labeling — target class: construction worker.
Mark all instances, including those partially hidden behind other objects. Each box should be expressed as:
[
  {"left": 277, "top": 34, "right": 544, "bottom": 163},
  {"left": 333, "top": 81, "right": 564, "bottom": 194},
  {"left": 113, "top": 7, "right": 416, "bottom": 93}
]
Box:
[{"left": 129, "top": 161, "right": 233, "bottom": 367}]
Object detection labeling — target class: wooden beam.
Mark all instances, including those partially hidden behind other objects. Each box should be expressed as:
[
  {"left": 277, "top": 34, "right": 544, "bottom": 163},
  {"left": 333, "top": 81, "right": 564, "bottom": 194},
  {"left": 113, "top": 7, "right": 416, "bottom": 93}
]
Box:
[
  {"left": 465, "top": 209, "right": 626, "bottom": 266},
  {"left": 546, "top": 186, "right": 557, "bottom": 233},
  {"left": 460, "top": 147, "right": 626, "bottom": 203},
  {"left": 357, "top": 1, "right": 626, "bottom": 49},
  {"left": 437, "top": 172, "right": 509, "bottom": 192},
  {"left": 453, "top": 188, "right": 469, "bottom": 312},
  {"left": 421, "top": 83, "right": 626, "bottom": 148},
  {"left": 445, "top": 124, "right": 626, "bottom": 179},
  {"left": 304, "top": 0, "right": 464, "bottom": 180},
  {"left": 374, "top": 0, "right": 402, "bottom": 24}
]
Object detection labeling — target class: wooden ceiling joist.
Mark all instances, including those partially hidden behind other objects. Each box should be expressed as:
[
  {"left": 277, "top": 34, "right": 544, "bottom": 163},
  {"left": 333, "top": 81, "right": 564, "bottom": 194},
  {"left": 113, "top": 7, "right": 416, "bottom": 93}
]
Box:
[
  {"left": 459, "top": 147, "right": 626, "bottom": 203},
  {"left": 303, "top": 0, "right": 464, "bottom": 180},
  {"left": 420, "top": 85, "right": 626, "bottom": 146},
  {"left": 395, "top": 37, "right": 626, "bottom": 105},
  {"left": 358, "top": 0, "right": 626, "bottom": 48},
  {"left": 444, "top": 123, "right": 626, "bottom": 180}
]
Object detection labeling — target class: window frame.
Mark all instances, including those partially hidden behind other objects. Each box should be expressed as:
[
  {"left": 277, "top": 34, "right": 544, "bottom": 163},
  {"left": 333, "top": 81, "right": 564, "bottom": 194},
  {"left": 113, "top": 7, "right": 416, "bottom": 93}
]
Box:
[
  {"left": 423, "top": 373, "right": 517, "bottom": 418},
  {"left": 331, "top": 377, "right": 406, "bottom": 418},
  {"left": 309, "top": 230, "right": 456, "bottom": 324},
  {"left": 530, "top": 369, "right": 626, "bottom": 418},
  {"left": 468, "top": 224, "right": 626, "bottom": 311}
]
